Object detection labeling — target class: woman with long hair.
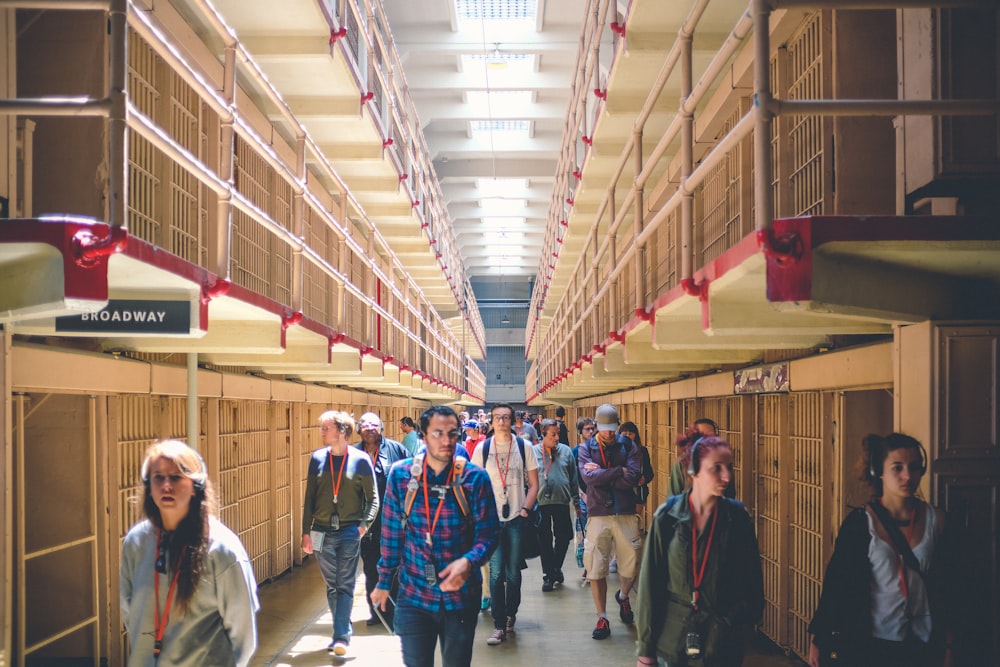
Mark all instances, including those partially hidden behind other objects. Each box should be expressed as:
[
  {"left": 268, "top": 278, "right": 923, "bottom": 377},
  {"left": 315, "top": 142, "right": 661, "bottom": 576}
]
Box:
[
  {"left": 121, "top": 440, "right": 259, "bottom": 666},
  {"left": 619, "top": 421, "right": 655, "bottom": 508},
  {"left": 807, "top": 433, "right": 958, "bottom": 667},
  {"left": 635, "top": 436, "right": 763, "bottom": 666}
]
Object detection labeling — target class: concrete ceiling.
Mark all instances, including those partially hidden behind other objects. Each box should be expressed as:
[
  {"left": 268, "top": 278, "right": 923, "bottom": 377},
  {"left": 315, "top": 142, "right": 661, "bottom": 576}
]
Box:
[{"left": 382, "top": 0, "right": 587, "bottom": 281}]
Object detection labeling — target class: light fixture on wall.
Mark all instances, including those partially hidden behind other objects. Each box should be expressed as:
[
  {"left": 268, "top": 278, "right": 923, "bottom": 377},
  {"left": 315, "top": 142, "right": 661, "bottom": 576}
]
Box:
[{"left": 501, "top": 313, "right": 510, "bottom": 324}]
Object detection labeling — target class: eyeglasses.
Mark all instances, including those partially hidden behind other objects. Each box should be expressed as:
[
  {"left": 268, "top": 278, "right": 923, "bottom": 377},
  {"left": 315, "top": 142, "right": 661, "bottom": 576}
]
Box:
[
  {"left": 493, "top": 415, "right": 512, "bottom": 422},
  {"left": 428, "top": 429, "right": 462, "bottom": 440},
  {"left": 582, "top": 426, "right": 596, "bottom": 432},
  {"left": 320, "top": 424, "right": 347, "bottom": 433}
]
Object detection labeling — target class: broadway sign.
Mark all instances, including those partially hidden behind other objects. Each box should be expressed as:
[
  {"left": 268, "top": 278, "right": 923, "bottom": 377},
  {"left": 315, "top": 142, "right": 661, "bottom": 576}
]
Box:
[{"left": 56, "top": 299, "right": 191, "bottom": 334}]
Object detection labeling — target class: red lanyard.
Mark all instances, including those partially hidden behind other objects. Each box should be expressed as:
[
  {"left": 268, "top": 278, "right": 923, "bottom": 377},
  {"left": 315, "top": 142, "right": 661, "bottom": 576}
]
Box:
[
  {"left": 689, "top": 495, "right": 718, "bottom": 611},
  {"left": 493, "top": 439, "right": 513, "bottom": 494},
  {"left": 542, "top": 447, "right": 556, "bottom": 478},
  {"left": 328, "top": 449, "right": 349, "bottom": 504},
  {"left": 421, "top": 456, "right": 455, "bottom": 547},
  {"left": 153, "top": 530, "right": 187, "bottom": 660},
  {"left": 597, "top": 440, "right": 610, "bottom": 467}
]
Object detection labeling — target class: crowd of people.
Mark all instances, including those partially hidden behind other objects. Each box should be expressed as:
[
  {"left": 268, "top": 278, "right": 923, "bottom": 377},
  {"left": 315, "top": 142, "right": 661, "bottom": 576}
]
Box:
[{"left": 119, "top": 404, "right": 961, "bottom": 667}]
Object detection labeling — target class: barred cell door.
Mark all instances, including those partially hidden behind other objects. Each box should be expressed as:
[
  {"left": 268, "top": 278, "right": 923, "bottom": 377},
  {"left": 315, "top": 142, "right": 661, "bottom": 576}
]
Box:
[
  {"left": 754, "top": 391, "right": 829, "bottom": 660},
  {"left": 13, "top": 393, "right": 105, "bottom": 667}
]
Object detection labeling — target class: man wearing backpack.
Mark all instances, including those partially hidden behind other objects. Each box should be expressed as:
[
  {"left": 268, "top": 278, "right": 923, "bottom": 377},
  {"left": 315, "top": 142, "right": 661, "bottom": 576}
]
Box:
[
  {"left": 471, "top": 402, "right": 540, "bottom": 645},
  {"left": 373, "top": 405, "right": 500, "bottom": 667},
  {"left": 579, "top": 404, "right": 642, "bottom": 640}
]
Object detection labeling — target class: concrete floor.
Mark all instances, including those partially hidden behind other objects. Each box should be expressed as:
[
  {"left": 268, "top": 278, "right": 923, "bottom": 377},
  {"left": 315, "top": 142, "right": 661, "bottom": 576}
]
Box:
[{"left": 252, "top": 556, "right": 806, "bottom": 667}]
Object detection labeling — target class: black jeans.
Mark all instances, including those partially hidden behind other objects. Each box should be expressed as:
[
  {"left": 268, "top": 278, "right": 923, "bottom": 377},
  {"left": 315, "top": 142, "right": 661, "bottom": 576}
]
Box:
[
  {"left": 361, "top": 532, "right": 395, "bottom": 625},
  {"left": 537, "top": 503, "right": 574, "bottom": 579}
]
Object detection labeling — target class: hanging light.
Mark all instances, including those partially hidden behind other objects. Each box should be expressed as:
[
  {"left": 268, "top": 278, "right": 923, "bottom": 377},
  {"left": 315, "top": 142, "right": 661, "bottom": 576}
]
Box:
[{"left": 487, "top": 43, "right": 507, "bottom": 69}]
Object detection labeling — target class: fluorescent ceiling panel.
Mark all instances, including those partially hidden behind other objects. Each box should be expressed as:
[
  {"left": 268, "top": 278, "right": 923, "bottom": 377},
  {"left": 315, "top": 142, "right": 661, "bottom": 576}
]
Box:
[
  {"left": 481, "top": 216, "right": 527, "bottom": 229},
  {"left": 477, "top": 178, "right": 528, "bottom": 197},
  {"left": 466, "top": 90, "right": 534, "bottom": 115},
  {"left": 483, "top": 231, "right": 525, "bottom": 243},
  {"left": 479, "top": 197, "right": 527, "bottom": 215},
  {"left": 455, "top": 0, "right": 537, "bottom": 20},
  {"left": 460, "top": 53, "right": 536, "bottom": 76}
]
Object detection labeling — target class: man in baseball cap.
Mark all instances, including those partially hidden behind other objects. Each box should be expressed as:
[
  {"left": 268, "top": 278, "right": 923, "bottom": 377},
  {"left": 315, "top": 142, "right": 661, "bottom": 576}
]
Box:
[{"left": 577, "top": 404, "right": 642, "bottom": 640}]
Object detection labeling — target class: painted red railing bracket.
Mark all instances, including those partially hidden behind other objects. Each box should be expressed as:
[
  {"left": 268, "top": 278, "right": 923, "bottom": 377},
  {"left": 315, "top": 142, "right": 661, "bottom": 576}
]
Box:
[
  {"left": 610, "top": 21, "right": 626, "bottom": 37},
  {"left": 281, "top": 310, "right": 303, "bottom": 330},
  {"left": 73, "top": 226, "right": 127, "bottom": 268},
  {"left": 681, "top": 277, "right": 710, "bottom": 302},
  {"left": 329, "top": 26, "right": 347, "bottom": 44},
  {"left": 756, "top": 228, "right": 804, "bottom": 265}
]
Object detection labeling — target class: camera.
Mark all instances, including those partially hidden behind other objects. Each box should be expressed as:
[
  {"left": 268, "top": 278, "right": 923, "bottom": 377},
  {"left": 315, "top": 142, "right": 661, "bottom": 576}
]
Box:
[{"left": 685, "top": 631, "right": 702, "bottom": 658}]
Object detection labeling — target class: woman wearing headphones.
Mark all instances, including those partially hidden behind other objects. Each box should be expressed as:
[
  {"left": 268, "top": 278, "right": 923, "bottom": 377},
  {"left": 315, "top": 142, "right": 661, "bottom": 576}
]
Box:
[
  {"left": 121, "top": 440, "right": 259, "bottom": 666},
  {"left": 807, "top": 433, "right": 959, "bottom": 667},
  {"left": 635, "top": 436, "right": 763, "bottom": 666}
]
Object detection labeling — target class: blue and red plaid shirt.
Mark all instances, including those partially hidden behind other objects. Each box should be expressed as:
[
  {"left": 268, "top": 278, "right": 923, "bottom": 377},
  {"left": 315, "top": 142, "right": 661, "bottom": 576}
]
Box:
[{"left": 377, "top": 456, "right": 499, "bottom": 611}]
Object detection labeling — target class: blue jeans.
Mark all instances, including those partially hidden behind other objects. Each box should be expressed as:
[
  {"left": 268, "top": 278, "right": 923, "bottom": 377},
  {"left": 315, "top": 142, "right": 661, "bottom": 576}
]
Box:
[
  {"left": 488, "top": 516, "right": 524, "bottom": 628},
  {"left": 394, "top": 600, "right": 479, "bottom": 667},
  {"left": 315, "top": 524, "right": 361, "bottom": 642}
]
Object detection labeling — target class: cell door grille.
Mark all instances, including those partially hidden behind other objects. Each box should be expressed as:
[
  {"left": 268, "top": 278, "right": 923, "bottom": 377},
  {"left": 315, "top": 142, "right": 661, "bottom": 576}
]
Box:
[
  {"left": 218, "top": 400, "right": 272, "bottom": 581},
  {"left": 755, "top": 394, "right": 784, "bottom": 645},
  {"left": 787, "top": 12, "right": 826, "bottom": 217},
  {"left": 788, "top": 392, "right": 824, "bottom": 659}
]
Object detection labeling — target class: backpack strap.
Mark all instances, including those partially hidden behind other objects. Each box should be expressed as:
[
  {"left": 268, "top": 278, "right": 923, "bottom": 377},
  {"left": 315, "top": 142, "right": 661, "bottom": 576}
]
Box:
[
  {"left": 401, "top": 454, "right": 425, "bottom": 528},
  {"left": 867, "top": 501, "right": 926, "bottom": 580},
  {"left": 401, "top": 454, "right": 472, "bottom": 528},
  {"left": 450, "top": 457, "right": 473, "bottom": 522}
]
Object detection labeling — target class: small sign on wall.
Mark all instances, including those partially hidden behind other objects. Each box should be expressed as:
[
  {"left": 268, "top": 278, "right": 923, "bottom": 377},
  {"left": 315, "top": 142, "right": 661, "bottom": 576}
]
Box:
[
  {"left": 55, "top": 299, "right": 191, "bottom": 334},
  {"left": 734, "top": 362, "right": 790, "bottom": 394}
]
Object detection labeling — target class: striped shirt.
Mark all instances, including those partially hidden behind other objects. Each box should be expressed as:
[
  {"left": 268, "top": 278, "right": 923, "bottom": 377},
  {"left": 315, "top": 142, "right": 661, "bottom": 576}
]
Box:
[{"left": 377, "top": 457, "right": 500, "bottom": 611}]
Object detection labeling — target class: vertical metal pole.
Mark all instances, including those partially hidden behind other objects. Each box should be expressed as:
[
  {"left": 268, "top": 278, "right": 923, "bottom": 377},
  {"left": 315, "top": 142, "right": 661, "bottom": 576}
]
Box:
[
  {"left": 215, "top": 44, "right": 237, "bottom": 277},
  {"left": 187, "top": 353, "right": 198, "bottom": 449},
  {"left": 107, "top": 0, "right": 127, "bottom": 230},
  {"left": 0, "top": 333, "right": 12, "bottom": 666},
  {"left": 633, "top": 127, "right": 645, "bottom": 308},
  {"left": 88, "top": 395, "right": 98, "bottom": 667},
  {"left": 753, "top": 0, "right": 775, "bottom": 231},
  {"left": 680, "top": 32, "right": 695, "bottom": 281}
]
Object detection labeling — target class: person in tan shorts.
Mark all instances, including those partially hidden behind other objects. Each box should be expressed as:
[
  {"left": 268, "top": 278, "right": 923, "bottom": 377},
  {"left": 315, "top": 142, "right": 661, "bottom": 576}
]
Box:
[{"left": 577, "top": 404, "right": 643, "bottom": 640}]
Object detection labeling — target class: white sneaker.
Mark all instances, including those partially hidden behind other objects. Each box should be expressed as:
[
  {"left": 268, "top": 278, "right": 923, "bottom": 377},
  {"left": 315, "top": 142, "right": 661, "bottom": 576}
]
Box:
[{"left": 487, "top": 628, "right": 506, "bottom": 645}]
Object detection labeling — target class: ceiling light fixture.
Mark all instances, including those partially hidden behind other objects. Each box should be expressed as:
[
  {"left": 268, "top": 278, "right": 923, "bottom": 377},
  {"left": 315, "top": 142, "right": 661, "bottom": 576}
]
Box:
[{"left": 487, "top": 43, "right": 507, "bottom": 69}]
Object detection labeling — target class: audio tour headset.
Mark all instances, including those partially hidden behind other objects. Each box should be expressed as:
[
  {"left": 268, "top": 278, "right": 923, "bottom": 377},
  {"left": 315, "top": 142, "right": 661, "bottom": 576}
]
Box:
[
  {"left": 687, "top": 436, "right": 705, "bottom": 476},
  {"left": 142, "top": 443, "right": 208, "bottom": 492},
  {"left": 866, "top": 435, "right": 927, "bottom": 480}
]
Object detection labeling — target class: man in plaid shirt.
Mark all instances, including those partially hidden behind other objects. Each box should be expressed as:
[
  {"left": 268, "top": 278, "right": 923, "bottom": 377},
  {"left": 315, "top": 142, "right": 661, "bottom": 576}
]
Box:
[{"left": 373, "top": 405, "right": 500, "bottom": 667}]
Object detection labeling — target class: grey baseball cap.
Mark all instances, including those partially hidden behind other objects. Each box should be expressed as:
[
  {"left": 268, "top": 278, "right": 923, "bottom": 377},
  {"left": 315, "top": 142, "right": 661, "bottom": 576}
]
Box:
[{"left": 595, "top": 404, "right": 620, "bottom": 431}]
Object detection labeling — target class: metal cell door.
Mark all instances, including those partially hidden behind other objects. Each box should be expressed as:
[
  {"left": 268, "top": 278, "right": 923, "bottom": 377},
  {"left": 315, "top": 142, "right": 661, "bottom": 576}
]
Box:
[{"left": 13, "top": 393, "right": 103, "bottom": 666}]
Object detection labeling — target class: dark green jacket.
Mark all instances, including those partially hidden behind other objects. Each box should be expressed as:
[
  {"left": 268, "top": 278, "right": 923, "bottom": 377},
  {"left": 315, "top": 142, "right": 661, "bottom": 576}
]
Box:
[{"left": 636, "top": 491, "right": 764, "bottom": 666}]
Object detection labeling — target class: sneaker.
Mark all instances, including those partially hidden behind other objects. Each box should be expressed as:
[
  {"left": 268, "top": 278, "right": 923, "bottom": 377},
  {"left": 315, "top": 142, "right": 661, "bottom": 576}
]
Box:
[
  {"left": 328, "top": 640, "right": 348, "bottom": 656},
  {"left": 592, "top": 616, "right": 611, "bottom": 640},
  {"left": 487, "top": 628, "right": 506, "bottom": 645},
  {"left": 554, "top": 569, "right": 565, "bottom": 584},
  {"left": 542, "top": 576, "right": 554, "bottom": 592},
  {"left": 505, "top": 615, "right": 516, "bottom": 634},
  {"left": 481, "top": 597, "right": 491, "bottom": 612},
  {"left": 616, "top": 590, "right": 634, "bottom": 624},
  {"left": 609, "top": 558, "right": 618, "bottom": 574},
  {"left": 366, "top": 616, "right": 381, "bottom": 626}
]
